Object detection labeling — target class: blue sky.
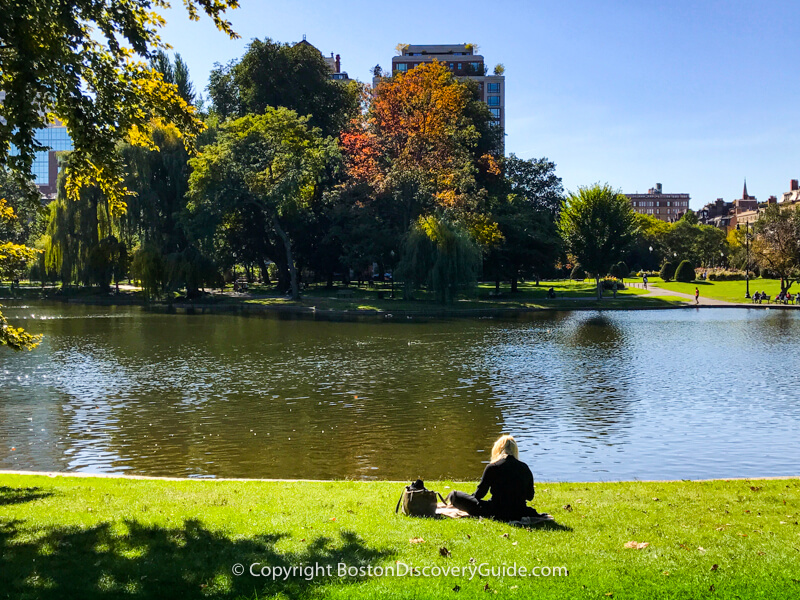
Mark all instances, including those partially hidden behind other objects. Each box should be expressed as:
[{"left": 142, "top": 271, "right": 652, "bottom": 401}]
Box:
[{"left": 160, "top": 0, "right": 800, "bottom": 210}]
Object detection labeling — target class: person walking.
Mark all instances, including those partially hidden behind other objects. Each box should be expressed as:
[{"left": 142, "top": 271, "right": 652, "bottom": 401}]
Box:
[
  {"left": 695, "top": 287, "right": 700, "bottom": 305},
  {"left": 642, "top": 273, "right": 648, "bottom": 290}
]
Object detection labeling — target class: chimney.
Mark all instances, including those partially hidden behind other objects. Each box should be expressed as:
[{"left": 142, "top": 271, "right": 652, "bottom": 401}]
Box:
[
  {"left": 768, "top": 196, "right": 777, "bottom": 204},
  {"left": 655, "top": 183, "right": 662, "bottom": 193},
  {"left": 791, "top": 179, "right": 798, "bottom": 191},
  {"left": 335, "top": 54, "right": 341, "bottom": 73}
]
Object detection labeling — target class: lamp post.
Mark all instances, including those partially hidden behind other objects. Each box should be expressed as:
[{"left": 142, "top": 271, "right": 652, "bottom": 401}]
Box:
[
  {"left": 737, "top": 222, "right": 751, "bottom": 298},
  {"left": 390, "top": 250, "right": 395, "bottom": 298}
]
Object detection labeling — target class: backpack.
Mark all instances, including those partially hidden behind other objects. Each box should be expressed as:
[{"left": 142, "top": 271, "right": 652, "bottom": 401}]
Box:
[{"left": 395, "top": 479, "right": 445, "bottom": 517}]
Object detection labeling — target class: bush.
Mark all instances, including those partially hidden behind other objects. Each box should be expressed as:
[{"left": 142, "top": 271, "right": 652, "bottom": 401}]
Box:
[
  {"left": 609, "top": 261, "right": 629, "bottom": 280},
  {"left": 674, "top": 260, "right": 696, "bottom": 283},
  {"left": 601, "top": 278, "right": 626, "bottom": 290},
  {"left": 708, "top": 270, "right": 748, "bottom": 281},
  {"left": 659, "top": 261, "right": 676, "bottom": 282},
  {"left": 570, "top": 263, "right": 586, "bottom": 279}
]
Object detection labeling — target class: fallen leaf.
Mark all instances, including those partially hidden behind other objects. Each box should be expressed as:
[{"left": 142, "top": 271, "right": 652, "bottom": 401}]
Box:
[
  {"left": 711, "top": 564, "right": 719, "bottom": 571},
  {"left": 710, "top": 584, "right": 715, "bottom": 592},
  {"left": 738, "top": 533, "right": 748, "bottom": 537},
  {"left": 330, "top": 517, "right": 336, "bottom": 522},
  {"left": 452, "top": 585, "right": 460, "bottom": 592},
  {"left": 466, "top": 534, "right": 471, "bottom": 539},
  {"left": 300, "top": 538, "right": 305, "bottom": 542},
  {"left": 624, "top": 541, "right": 649, "bottom": 549},
  {"left": 439, "top": 547, "right": 451, "bottom": 558},
  {"left": 652, "top": 497, "right": 659, "bottom": 501},
  {"left": 501, "top": 533, "right": 509, "bottom": 538},
  {"left": 605, "top": 593, "right": 613, "bottom": 597},
  {"left": 758, "top": 551, "right": 766, "bottom": 556},
  {"left": 563, "top": 504, "right": 573, "bottom": 512},
  {"left": 409, "top": 537, "right": 425, "bottom": 544},
  {"left": 663, "top": 571, "right": 670, "bottom": 576},
  {"left": 698, "top": 547, "right": 706, "bottom": 553},
  {"left": 470, "top": 557, "right": 476, "bottom": 564},
  {"left": 750, "top": 486, "right": 761, "bottom": 492},
  {"left": 484, "top": 583, "right": 491, "bottom": 592},
  {"left": 510, "top": 585, "right": 518, "bottom": 590},
  {"left": 512, "top": 541, "right": 518, "bottom": 546}
]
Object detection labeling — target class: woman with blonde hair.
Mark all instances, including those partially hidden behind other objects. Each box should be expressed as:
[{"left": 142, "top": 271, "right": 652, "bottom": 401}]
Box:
[{"left": 446, "top": 434, "right": 537, "bottom": 521}]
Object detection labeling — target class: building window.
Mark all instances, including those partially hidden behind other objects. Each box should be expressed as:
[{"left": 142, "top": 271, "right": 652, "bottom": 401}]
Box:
[
  {"left": 487, "top": 83, "right": 500, "bottom": 92},
  {"left": 487, "top": 95, "right": 500, "bottom": 106},
  {"left": 489, "top": 108, "right": 500, "bottom": 119},
  {"left": 396, "top": 63, "right": 407, "bottom": 72},
  {"left": 470, "top": 62, "right": 481, "bottom": 71},
  {"left": 457, "top": 63, "right": 462, "bottom": 70},
  {"left": 449, "top": 62, "right": 454, "bottom": 70}
]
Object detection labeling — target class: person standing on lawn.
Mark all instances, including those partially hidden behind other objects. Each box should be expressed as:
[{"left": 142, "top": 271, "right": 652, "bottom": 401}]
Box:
[{"left": 695, "top": 287, "right": 700, "bottom": 305}]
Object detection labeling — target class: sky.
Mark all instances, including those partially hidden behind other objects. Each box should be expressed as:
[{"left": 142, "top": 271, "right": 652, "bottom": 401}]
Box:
[{"left": 159, "top": 0, "right": 800, "bottom": 210}]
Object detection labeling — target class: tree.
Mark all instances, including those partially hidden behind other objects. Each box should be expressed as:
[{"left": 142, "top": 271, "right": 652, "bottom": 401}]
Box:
[
  {"left": 207, "top": 38, "right": 360, "bottom": 138},
  {"left": 188, "top": 108, "right": 339, "bottom": 300},
  {"left": 487, "top": 155, "right": 563, "bottom": 292},
  {"left": 0, "top": 198, "right": 41, "bottom": 349},
  {"left": 752, "top": 204, "right": 800, "bottom": 292},
  {"left": 397, "top": 214, "right": 481, "bottom": 303},
  {"left": 0, "top": 0, "right": 238, "bottom": 210},
  {"left": 558, "top": 184, "right": 638, "bottom": 299}
]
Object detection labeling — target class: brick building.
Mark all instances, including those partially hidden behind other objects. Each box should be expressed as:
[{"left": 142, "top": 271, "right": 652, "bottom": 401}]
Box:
[{"left": 624, "top": 183, "right": 690, "bottom": 222}]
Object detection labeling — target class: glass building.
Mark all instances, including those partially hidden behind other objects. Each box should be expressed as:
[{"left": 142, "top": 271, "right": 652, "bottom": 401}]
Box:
[{"left": 30, "top": 125, "right": 73, "bottom": 189}]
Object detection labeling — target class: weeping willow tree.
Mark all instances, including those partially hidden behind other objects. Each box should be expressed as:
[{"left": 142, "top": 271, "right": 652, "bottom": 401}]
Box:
[
  {"left": 41, "top": 163, "right": 118, "bottom": 288},
  {"left": 398, "top": 214, "right": 482, "bottom": 303}
]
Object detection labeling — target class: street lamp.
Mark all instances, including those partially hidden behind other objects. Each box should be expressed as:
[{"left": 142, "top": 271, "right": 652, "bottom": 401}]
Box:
[
  {"left": 737, "top": 222, "right": 751, "bottom": 298},
  {"left": 390, "top": 250, "right": 396, "bottom": 298}
]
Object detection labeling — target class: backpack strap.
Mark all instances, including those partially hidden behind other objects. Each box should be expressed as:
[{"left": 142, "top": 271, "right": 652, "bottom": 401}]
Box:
[
  {"left": 395, "top": 490, "right": 405, "bottom": 513},
  {"left": 437, "top": 492, "right": 446, "bottom": 504}
]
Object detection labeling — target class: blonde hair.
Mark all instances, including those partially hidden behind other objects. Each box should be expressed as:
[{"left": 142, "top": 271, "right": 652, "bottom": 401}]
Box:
[{"left": 490, "top": 434, "right": 519, "bottom": 463}]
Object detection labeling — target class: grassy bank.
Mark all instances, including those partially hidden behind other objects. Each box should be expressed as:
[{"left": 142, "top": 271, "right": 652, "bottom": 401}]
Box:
[
  {"left": 2, "top": 279, "right": 687, "bottom": 315},
  {"left": 652, "top": 278, "right": 789, "bottom": 304},
  {"left": 1, "top": 474, "right": 797, "bottom": 599}
]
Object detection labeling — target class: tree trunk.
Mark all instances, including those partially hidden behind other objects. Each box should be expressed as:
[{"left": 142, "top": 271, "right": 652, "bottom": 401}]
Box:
[
  {"left": 495, "top": 276, "right": 500, "bottom": 294},
  {"left": 258, "top": 258, "right": 270, "bottom": 285},
  {"left": 596, "top": 276, "right": 603, "bottom": 300},
  {"left": 510, "top": 266, "right": 518, "bottom": 293},
  {"left": 273, "top": 218, "right": 299, "bottom": 300}
]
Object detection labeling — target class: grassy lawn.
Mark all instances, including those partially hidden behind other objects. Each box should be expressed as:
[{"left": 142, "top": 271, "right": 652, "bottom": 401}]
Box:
[
  {"left": 1, "top": 474, "right": 797, "bottom": 599},
  {"left": 653, "top": 279, "right": 786, "bottom": 304}
]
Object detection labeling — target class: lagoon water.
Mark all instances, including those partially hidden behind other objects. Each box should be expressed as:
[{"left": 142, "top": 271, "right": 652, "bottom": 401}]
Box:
[{"left": 1, "top": 300, "right": 798, "bottom": 482}]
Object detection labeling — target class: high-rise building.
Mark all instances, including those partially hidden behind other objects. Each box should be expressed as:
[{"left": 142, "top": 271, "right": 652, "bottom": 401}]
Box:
[
  {"left": 625, "top": 183, "right": 690, "bottom": 222},
  {"left": 1, "top": 91, "right": 73, "bottom": 198},
  {"left": 376, "top": 44, "right": 505, "bottom": 150}
]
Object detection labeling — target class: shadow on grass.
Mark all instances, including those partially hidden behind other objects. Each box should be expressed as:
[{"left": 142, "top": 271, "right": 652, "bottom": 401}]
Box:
[
  {"left": 0, "top": 486, "right": 53, "bottom": 506},
  {"left": 0, "top": 518, "right": 393, "bottom": 600}
]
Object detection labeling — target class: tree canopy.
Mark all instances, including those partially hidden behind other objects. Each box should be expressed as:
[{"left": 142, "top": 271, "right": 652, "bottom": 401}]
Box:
[
  {"left": 558, "top": 183, "right": 638, "bottom": 298},
  {"left": 0, "top": 0, "right": 239, "bottom": 210}
]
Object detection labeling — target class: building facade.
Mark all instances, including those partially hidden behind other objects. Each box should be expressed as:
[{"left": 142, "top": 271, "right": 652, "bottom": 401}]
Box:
[
  {"left": 293, "top": 38, "right": 349, "bottom": 81},
  {"left": 625, "top": 183, "right": 690, "bottom": 222},
  {"left": 377, "top": 44, "right": 505, "bottom": 149},
  {"left": 2, "top": 90, "right": 73, "bottom": 198}
]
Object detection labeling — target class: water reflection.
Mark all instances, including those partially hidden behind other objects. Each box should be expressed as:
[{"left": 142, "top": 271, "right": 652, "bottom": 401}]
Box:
[{"left": 1, "top": 301, "right": 799, "bottom": 481}]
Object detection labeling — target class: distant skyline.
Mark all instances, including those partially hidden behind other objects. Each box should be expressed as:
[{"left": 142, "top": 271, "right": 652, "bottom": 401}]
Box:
[{"left": 159, "top": 0, "right": 800, "bottom": 210}]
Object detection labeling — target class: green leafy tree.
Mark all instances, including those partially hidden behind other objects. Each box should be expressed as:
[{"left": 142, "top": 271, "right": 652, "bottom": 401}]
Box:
[
  {"left": 207, "top": 38, "right": 360, "bottom": 138},
  {"left": 558, "top": 184, "right": 638, "bottom": 299},
  {"left": 0, "top": 0, "right": 238, "bottom": 209},
  {"left": 752, "top": 204, "right": 800, "bottom": 292},
  {"left": 0, "top": 198, "right": 41, "bottom": 349},
  {"left": 188, "top": 108, "right": 339, "bottom": 300}
]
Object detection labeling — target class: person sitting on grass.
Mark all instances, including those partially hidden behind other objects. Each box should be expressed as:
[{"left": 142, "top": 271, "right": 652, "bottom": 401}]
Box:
[{"left": 447, "top": 435, "right": 541, "bottom": 522}]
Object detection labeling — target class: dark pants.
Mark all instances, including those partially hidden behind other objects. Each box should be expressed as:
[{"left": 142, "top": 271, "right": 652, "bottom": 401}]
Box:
[{"left": 447, "top": 490, "right": 493, "bottom": 518}]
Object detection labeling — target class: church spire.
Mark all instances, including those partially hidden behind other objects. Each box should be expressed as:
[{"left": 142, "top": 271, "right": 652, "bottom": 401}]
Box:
[{"left": 743, "top": 178, "right": 749, "bottom": 199}]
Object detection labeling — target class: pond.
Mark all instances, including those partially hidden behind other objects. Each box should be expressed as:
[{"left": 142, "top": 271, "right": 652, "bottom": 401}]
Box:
[{"left": 1, "top": 301, "right": 798, "bottom": 482}]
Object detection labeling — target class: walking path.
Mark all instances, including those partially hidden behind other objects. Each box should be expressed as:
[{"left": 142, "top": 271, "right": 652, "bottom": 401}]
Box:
[{"left": 644, "top": 284, "right": 736, "bottom": 306}]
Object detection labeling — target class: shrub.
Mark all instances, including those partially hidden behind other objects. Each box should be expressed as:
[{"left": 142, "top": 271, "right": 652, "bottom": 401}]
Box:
[
  {"left": 601, "top": 278, "right": 626, "bottom": 290},
  {"left": 659, "top": 261, "right": 676, "bottom": 282},
  {"left": 571, "top": 263, "right": 586, "bottom": 279},
  {"left": 708, "top": 270, "right": 748, "bottom": 281},
  {"left": 609, "top": 261, "right": 629, "bottom": 280},
  {"left": 675, "top": 260, "right": 696, "bottom": 282}
]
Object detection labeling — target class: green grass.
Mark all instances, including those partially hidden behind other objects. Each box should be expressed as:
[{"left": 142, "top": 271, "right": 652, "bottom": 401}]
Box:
[
  {"left": 1, "top": 474, "right": 798, "bottom": 599},
  {"left": 654, "top": 278, "right": 786, "bottom": 304}
]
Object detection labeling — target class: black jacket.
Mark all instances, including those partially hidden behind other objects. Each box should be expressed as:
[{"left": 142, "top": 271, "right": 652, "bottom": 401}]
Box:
[{"left": 474, "top": 454, "right": 535, "bottom": 521}]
